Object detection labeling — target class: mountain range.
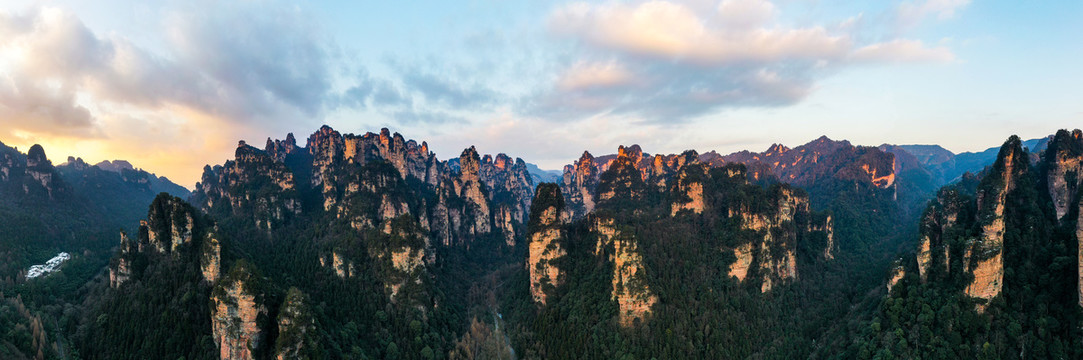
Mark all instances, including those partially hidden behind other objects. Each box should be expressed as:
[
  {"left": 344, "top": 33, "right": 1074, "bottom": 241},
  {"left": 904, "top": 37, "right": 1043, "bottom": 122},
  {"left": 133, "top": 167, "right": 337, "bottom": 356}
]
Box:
[{"left": 0, "top": 127, "right": 1077, "bottom": 359}]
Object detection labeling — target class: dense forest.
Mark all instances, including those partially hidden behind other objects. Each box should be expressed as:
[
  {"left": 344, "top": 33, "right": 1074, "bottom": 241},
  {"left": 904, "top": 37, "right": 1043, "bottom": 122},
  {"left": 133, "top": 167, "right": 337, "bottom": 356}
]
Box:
[{"left": 1, "top": 128, "right": 1081, "bottom": 359}]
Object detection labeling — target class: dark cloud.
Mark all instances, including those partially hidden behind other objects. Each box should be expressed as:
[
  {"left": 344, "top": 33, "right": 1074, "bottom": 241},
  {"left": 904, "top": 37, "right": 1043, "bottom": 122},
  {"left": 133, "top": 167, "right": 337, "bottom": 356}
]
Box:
[{"left": 0, "top": 73, "right": 102, "bottom": 138}]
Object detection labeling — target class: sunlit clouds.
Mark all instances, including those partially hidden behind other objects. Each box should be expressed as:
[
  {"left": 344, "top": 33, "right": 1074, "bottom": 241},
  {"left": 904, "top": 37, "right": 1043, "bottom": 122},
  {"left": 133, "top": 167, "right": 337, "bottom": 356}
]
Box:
[{"left": 1, "top": 0, "right": 1073, "bottom": 189}]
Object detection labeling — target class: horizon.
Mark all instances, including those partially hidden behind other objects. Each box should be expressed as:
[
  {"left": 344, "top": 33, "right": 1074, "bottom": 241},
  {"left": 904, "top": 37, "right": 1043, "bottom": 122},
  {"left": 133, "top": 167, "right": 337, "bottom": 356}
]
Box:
[{"left": 1, "top": 0, "right": 1080, "bottom": 188}]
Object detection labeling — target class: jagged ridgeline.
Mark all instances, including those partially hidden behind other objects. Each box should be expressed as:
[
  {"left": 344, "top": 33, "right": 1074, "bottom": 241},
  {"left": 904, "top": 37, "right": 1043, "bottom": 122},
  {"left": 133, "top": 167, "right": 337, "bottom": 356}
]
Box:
[
  {"left": 854, "top": 131, "right": 1083, "bottom": 358},
  {"left": 513, "top": 146, "right": 837, "bottom": 359},
  {"left": 87, "top": 126, "right": 537, "bottom": 359}
]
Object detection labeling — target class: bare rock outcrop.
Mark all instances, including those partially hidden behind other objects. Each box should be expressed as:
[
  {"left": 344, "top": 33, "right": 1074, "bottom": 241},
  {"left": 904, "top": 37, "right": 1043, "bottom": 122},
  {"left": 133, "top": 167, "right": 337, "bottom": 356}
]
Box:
[
  {"left": 211, "top": 261, "right": 268, "bottom": 360},
  {"left": 528, "top": 183, "right": 565, "bottom": 305}
]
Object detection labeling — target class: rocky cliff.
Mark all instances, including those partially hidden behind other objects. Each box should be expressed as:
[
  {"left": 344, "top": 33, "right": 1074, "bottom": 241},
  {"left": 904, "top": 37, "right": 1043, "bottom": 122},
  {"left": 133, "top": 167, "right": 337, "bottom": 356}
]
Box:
[
  {"left": 727, "top": 185, "right": 811, "bottom": 292},
  {"left": 527, "top": 183, "right": 565, "bottom": 305},
  {"left": 198, "top": 126, "right": 536, "bottom": 248},
  {"left": 193, "top": 141, "right": 302, "bottom": 232},
  {"left": 963, "top": 137, "right": 1025, "bottom": 309},
  {"left": 109, "top": 194, "right": 209, "bottom": 288},
  {"left": 211, "top": 260, "right": 269, "bottom": 360},
  {"left": 274, "top": 287, "right": 321, "bottom": 360},
  {"left": 592, "top": 216, "right": 657, "bottom": 327}
]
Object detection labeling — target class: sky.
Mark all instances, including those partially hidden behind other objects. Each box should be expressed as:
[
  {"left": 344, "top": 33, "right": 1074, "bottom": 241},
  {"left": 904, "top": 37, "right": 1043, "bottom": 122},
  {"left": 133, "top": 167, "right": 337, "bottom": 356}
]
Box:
[{"left": 0, "top": 0, "right": 1080, "bottom": 188}]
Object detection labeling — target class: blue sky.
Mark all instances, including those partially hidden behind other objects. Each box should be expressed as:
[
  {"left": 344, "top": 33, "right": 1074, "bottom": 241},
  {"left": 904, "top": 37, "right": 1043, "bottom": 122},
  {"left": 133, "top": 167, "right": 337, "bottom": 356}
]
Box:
[{"left": 0, "top": 0, "right": 1079, "bottom": 187}]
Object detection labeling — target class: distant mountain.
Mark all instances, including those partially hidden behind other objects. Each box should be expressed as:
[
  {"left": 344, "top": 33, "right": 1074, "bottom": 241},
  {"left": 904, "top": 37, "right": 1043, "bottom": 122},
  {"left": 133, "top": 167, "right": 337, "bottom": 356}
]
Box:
[
  {"left": 893, "top": 135, "right": 1052, "bottom": 185},
  {"left": 524, "top": 162, "right": 561, "bottom": 184},
  {"left": 0, "top": 140, "right": 190, "bottom": 282}
]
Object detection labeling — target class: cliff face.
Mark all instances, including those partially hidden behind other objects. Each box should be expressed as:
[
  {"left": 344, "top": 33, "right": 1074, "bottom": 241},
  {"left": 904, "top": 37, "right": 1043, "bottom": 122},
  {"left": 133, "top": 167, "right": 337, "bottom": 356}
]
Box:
[
  {"left": 274, "top": 287, "right": 321, "bottom": 360},
  {"left": 211, "top": 261, "right": 268, "bottom": 360},
  {"left": 528, "top": 184, "right": 565, "bottom": 305},
  {"left": 593, "top": 216, "right": 657, "bottom": 327},
  {"left": 109, "top": 194, "right": 207, "bottom": 288},
  {"left": 561, "top": 151, "right": 599, "bottom": 220},
  {"left": 194, "top": 141, "right": 302, "bottom": 231},
  {"left": 1041, "top": 129, "right": 1083, "bottom": 308},
  {"left": 1045, "top": 129, "right": 1083, "bottom": 220},
  {"left": 728, "top": 186, "right": 808, "bottom": 292},
  {"left": 900, "top": 136, "right": 1034, "bottom": 312},
  {"left": 915, "top": 187, "right": 969, "bottom": 282},
  {"left": 964, "top": 138, "right": 1025, "bottom": 309},
  {"left": 479, "top": 154, "right": 534, "bottom": 245}
]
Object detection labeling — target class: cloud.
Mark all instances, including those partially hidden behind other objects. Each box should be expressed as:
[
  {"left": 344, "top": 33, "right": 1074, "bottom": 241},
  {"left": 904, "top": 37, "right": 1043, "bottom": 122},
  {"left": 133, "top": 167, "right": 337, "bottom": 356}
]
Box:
[
  {"left": 400, "top": 70, "right": 499, "bottom": 109},
  {"left": 897, "top": 0, "right": 970, "bottom": 29},
  {"left": 556, "top": 61, "right": 636, "bottom": 91},
  {"left": 0, "top": 72, "right": 101, "bottom": 138},
  {"left": 850, "top": 39, "right": 955, "bottom": 63},
  {"left": 539, "top": 0, "right": 959, "bottom": 122},
  {"left": 0, "top": 3, "right": 372, "bottom": 140}
]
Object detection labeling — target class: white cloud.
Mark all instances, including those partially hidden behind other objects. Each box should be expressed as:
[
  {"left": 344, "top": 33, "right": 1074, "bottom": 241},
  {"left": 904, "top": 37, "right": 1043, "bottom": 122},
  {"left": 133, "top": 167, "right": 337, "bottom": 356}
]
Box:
[
  {"left": 540, "top": 0, "right": 959, "bottom": 121},
  {"left": 850, "top": 39, "right": 955, "bottom": 63},
  {"left": 556, "top": 61, "right": 636, "bottom": 91}
]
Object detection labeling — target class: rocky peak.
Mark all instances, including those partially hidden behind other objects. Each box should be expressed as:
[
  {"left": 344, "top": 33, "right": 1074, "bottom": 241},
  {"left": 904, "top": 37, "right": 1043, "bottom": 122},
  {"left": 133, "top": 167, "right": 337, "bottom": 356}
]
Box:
[
  {"left": 144, "top": 194, "right": 197, "bottom": 253},
  {"left": 560, "top": 151, "right": 600, "bottom": 220},
  {"left": 528, "top": 183, "right": 565, "bottom": 305},
  {"left": 765, "top": 143, "right": 789, "bottom": 156},
  {"left": 459, "top": 146, "right": 481, "bottom": 181},
  {"left": 65, "top": 156, "right": 90, "bottom": 171},
  {"left": 265, "top": 133, "right": 301, "bottom": 162},
  {"left": 1042, "top": 129, "right": 1083, "bottom": 221},
  {"left": 25, "top": 144, "right": 49, "bottom": 169},
  {"left": 965, "top": 136, "right": 1026, "bottom": 311}
]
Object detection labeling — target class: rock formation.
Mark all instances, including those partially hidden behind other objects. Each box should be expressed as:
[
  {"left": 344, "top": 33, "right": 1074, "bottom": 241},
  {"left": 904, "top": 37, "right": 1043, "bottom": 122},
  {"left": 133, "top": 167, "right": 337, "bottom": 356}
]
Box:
[
  {"left": 194, "top": 141, "right": 301, "bottom": 231},
  {"left": 725, "top": 186, "right": 811, "bottom": 292},
  {"left": 211, "top": 260, "right": 268, "bottom": 360},
  {"left": 887, "top": 261, "right": 906, "bottom": 293},
  {"left": 528, "top": 183, "right": 565, "bottom": 305},
  {"left": 109, "top": 194, "right": 206, "bottom": 288},
  {"left": 593, "top": 216, "right": 657, "bottom": 327},
  {"left": 274, "top": 287, "right": 321, "bottom": 360},
  {"left": 964, "top": 138, "right": 1024, "bottom": 310}
]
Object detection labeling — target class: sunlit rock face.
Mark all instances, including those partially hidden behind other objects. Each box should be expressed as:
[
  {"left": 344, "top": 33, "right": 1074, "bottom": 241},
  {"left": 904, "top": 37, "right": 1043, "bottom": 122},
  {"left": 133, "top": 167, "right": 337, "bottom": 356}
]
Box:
[
  {"left": 211, "top": 262, "right": 267, "bottom": 360},
  {"left": 561, "top": 151, "right": 600, "bottom": 221},
  {"left": 669, "top": 152, "right": 707, "bottom": 216},
  {"left": 915, "top": 187, "right": 967, "bottom": 282},
  {"left": 592, "top": 216, "right": 657, "bottom": 327},
  {"left": 887, "top": 262, "right": 906, "bottom": 293},
  {"left": 727, "top": 186, "right": 805, "bottom": 292},
  {"left": 528, "top": 184, "right": 565, "bottom": 305},
  {"left": 721, "top": 136, "right": 898, "bottom": 194},
  {"left": 963, "top": 139, "right": 1024, "bottom": 311}
]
